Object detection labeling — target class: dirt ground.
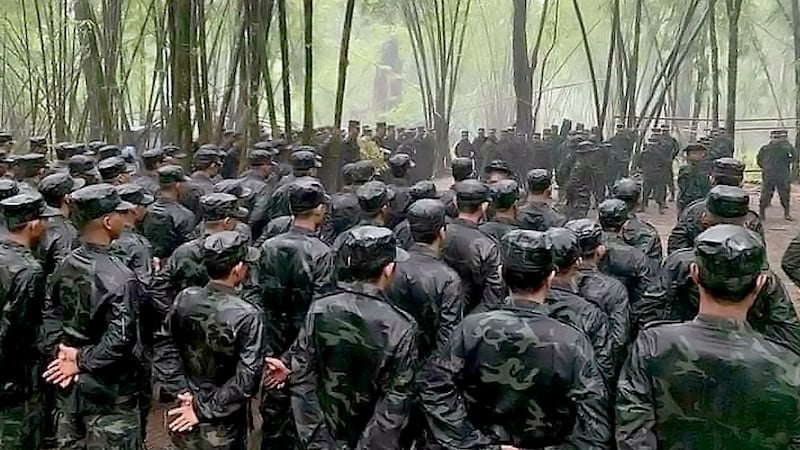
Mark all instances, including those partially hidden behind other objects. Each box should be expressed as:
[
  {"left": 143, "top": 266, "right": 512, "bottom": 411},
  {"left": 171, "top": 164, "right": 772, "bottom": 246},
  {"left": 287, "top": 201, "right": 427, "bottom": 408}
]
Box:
[{"left": 144, "top": 180, "right": 800, "bottom": 450}]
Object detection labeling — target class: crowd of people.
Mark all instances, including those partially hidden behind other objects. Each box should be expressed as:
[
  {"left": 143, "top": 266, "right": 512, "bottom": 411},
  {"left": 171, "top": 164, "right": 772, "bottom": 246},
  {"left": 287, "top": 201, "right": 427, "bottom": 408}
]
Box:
[{"left": 0, "top": 120, "right": 798, "bottom": 450}]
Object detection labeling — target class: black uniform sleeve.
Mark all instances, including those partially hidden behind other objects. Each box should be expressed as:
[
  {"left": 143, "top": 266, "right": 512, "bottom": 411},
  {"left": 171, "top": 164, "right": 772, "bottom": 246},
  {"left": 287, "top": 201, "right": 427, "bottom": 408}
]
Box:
[
  {"left": 615, "top": 331, "right": 658, "bottom": 450},
  {"left": 436, "top": 275, "right": 465, "bottom": 353},
  {"left": 77, "top": 278, "right": 138, "bottom": 374},
  {"left": 473, "top": 243, "right": 507, "bottom": 314},
  {"left": 565, "top": 337, "right": 613, "bottom": 449},
  {"left": 152, "top": 300, "right": 190, "bottom": 396},
  {"left": 782, "top": 232, "right": 800, "bottom": 290}
]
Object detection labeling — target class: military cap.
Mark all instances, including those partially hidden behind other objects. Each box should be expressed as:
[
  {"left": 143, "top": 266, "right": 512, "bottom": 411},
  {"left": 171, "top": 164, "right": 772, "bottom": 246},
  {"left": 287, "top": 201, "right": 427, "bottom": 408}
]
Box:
[
  {"left": 453, "top": 179, "right": 489, "bottom": 206},
  {"left": 461, "top": 130, "right": 469, "bottom": 136},
  {"left": 200, "top": 193, "right": 248, "bottom": 221},
  {"left": 695, "top": 224, "right": 765, "bottom": 295},
  {"left": 290, "top": 150, "right": 322, "bottom": 170},
  {"left": 565, "top": 218, "right": 603, "bottom": 255},
  {"left": 546, "top": 228, "right": 581, "bottom": 269},
  {"left": 350, "top": 160, "right": 375, "bottom": 183},
  {"left": 388, "top": 153, "right": 415, "bottom": 169},
  {"left": 357, "top": 181, "right": 392, "bottom": 213},
  {"left": 526, "top": 169, "right": 551, "bottom": 192},
  {"left": 157, "top": 165, "right": 191, "bottom": 185},
  {"left": 193, "top": 147, "right": 221, "bottom": 166},
  {"left": 142, "top": 148, "right": 165, "bottom": 163},
  {"left": 337, "top": 225, "right": 408, "bottom": 274},
  {"left": 597, "top": 199, "right": 629, "bottom": 228},
  {"left": 488, "top": 179, "right": 519, "bottom": 210},
  {"left": 0, "top": 193, "right": 59, "bottom": 229},
  {"left": 576, "top": 141, "right": 596, "bottom": 153},
  {"left": 478, "top": 127, "right": 486, "bottom": 133},
  {"left": 0, "top": 132, "right": 12, "bottom": 144},
  {"left": 0, "top": 179, "right": 20, "bottom": 201},
  {"left": 501, "top": 229, "right": 553, "bottom": 273},
  {"left": 407, "top": 199, "right": 446, "bottom": 235},
  {"left": 248, "top": 149, "right": 277, "bottom": 167},
  {"left": 29, "top": 136, "right": 47, "bottom": 146},
  {"left": 87, "top": 141, "right": 107, "bottom": 154},
  {"left": 376, "top": 122, "right": 387, "bottom": 128},
  {"left": 98, "top": 157, "right": 132, "bottom": 181},
  {"left": 214, "top": 179, "right": 252, "bottom": 199},
  {"left": 54, "top": 142, "right": 70, "bottom": 160},
  {"left": 161, "top": 145, "right": 187, "bottom": 159},
  {"left": 69, "top": 155, "right": 100, "bottom": 177},
  {"left": 253, "top": 141, "right": 275, "bottom": 152},
  {"left": 63, "top": 143, "right": 88, "bottom": 159},
  {"left": 202, "top": 230, "right": 259, "bottom": 272},
  {"left": 451, "top": 157, "right": 474, "bottom": 179},
  {"left": 39, "top": 173, "right": 85, "bottom": 203},
  {"left": 611, "top": 178, "right": 641, "bottom": 202},
  {"left": 409, "top": 180, "right": 437, "bottom": 201},
  {"left": 348, "top": 120, "right": 361, "bottom": 128},
  {"left": 116, "top": 183, "right": 155, "bottom": 206},
  {"left": 706, "top": 185, "right": 749, "bottom": 219},
  {"left": 712, "top": 157, "right": 745, "bottom": 181},
  {"left": 484, "top": 159, "right": 513, "bottom": 175},
  {"left": 542, "top": 128, "right": 552, "bottom": 135},
  {"left": 14, "top": 153, "right": 48, "bottom": 170},
  {"left": 69, "top": 183, "right": 134, "bottom": 226},
  {"left": 97, "top": 145, "right": 121, "bottom": 161},
  {"left": 288, "top": 177, "right": 329, "bottom": 214},
  {"left": 683, "top": 143, "right": 707, "bottom": 153}
]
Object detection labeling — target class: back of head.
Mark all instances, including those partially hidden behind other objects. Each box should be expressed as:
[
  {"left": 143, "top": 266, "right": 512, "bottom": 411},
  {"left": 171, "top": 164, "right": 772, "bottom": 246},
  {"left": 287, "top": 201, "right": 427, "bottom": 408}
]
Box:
[
  {"left": 611, "top": 178, "right": 641, "bottom": 206},
  {"left": 546, "top": 228, "right": 580, "bottom": 271},
  {"left": 409, "top": 180, "right": 437, "bottom": 202},
  {"left": 694, "top": 224, "right": 765, "bottom": 302},
  {"left": 203, "top": 230, "right": 259, "bottom": 280},
  {"left": 565, "top": 218, "right": 603, "bottom": 257},
  {"left": 356, "top": 181, "right": 390, "bottom": 215},
  {"left": 488, "top": 179, "right": 519, "bottom": 211},
  {"left": 453, "top": 179, "right": 489, "bottom": 213},
  {"left": 288, "top": 177, "right": 329, "bottom": 216},
  {"left": 500, "top": 229, "right": 554, "bottom": 292},
  {"left": 526, "top": 169, "right": 551, "bottom": 194},
  {"left": 406, "top": 199, "right": 446, "bottom": 245},
  {"left": 701, "top": 185, "right": 750, "bottom": 229},
  {"left": 597, "top": 199, "right": 628, "bottom": 231},
  {"left": 336, "top": 225, "right": 407, "bottom": 281},
  {"left": 712, "top": 157, "right": 745, "bottom": 186},
  {"left": 451, "top": 157, "right": 474, "bottom": 182}
]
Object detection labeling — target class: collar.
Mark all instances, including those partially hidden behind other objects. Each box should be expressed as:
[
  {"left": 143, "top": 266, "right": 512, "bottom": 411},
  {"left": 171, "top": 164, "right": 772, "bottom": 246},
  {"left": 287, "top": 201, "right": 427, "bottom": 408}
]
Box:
[
  {"left": 206, "top": 280, "right": 238, "bottom": 295},
  {"left": 504, "top": 295, "right": 551, "bottom": 315},
  {"left": 191, "top": 171, "right": 212, "bottom": 181},
  {"left": 693, "top": 314, "right": 753, "bottom": 332},
  {"left": 550, "top": 277, "right": 579, "bottom": 294},
  {"left": 289, "top": 225, "right": 318, "bottom": 237},
  {"left": 338, "top": 280, "right": 386, "bottom": 301},
  {"left": 409, "top": 243, "right": 441, "bottom": 259},
  {"left": 491, "top": 215, "right": 517, "bottom": 225},
  {"left": 452, "top": 217, "right": 479, "bottom": 229},
  {"left": 81, "top": 242, "right": 111, "bottom": 254}
]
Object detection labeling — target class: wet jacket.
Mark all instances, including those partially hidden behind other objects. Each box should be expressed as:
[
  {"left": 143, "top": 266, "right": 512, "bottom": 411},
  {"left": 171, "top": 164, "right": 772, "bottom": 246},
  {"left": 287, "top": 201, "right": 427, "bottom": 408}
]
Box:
[
  {"left": 616, "top": 316, "right": 800, "bottom": 449},
  {"left": 111, "top": 227, "right": 153, "bottom": 285},
  {"left": 418, "top": 298, "right": 611, "bottom": 449},
  {"left": 238, "top": 171, "right": 276, "bottom": 217},
  {"left": 757, "top": 141, "right": 796, "bottom": 179},
  {"left": 478, "top": 216, "right": 519, "bottom": 243},
  {"left": 289, "top": 281, "right": 418, "bottom": 450},
  {"left": 677, "top": 163, "right": 711, "bottom": 212},
  {"left": 442, "top": 218, "right": 506, "bottom": 313},
  {"left": 153, "top": 281, "right": 266, "bottom": 423},
  {"left": 385, "top": 243, "right": 465, "bottom": 358},
  {"left": 320, "top": 191, "right": 362, "bottom": 245},
  {"left": 782, "top": 231, "right": 800, "bottom": 290},
  {"left": 667, "top": 198, "right": 764, "bottom": 255},
  {"left": 600, "top": 232, "right": 654, "bottom": 332},
  {"left": 181, "top": 171, "right": 216, "bottom": 213},
  {"left": 34, "top": 214, "right": 79, "bottom": 277},
  {"left": 516, "top": 200, "right": 566, "bottom": 232},
  {"left": 0, "top": 238, "right": 46, "bottom": 401},
  {"left": 133, "top": 173, "right": 159, "bottom": 196},
  {"left": 143, "top": 198, "right": 197, "bottom": 258},
  {"left": 621, "top": 214, "right": 662, "bottom": 266}
]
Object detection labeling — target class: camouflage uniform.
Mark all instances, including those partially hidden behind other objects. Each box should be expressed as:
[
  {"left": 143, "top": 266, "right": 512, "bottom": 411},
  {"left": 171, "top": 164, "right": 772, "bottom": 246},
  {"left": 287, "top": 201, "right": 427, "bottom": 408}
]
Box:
[
  {"left": 620, "top": 214, "right": 663, "bottom": 267},
  {"left": 517, "top": 169, "right": 567, "bottom": 231},
  {"left": 676, "top": 159, "right": 711, "bottom": 213},
  {"left": 142, "top": 166, "right": 197, "bottom": 259},
  {"left": 757, "top": 130, "right": 796, "bottom": 218},
  {"left": 479, "top": 179, "right": 520, "bottom": 242}
]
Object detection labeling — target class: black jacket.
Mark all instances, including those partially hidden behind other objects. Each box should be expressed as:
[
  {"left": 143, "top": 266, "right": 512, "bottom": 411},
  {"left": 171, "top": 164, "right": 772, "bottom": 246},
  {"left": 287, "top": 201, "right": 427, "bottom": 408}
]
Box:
[
  {"left": 143, "top": 198, "right": 197, "bottom": 258},
  {"left": 600, "top": 232, "right": 654, "bottom": 332},
  {"left": 517, "top": 200, "right": 566, "bottom": 232},
  {"left": 478, "top": 216, "right": 519, "bottom": 243}
]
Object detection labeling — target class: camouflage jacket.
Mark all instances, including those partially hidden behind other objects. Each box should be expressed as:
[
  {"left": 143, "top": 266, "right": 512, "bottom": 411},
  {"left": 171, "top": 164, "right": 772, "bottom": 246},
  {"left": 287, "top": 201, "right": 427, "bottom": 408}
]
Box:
[
  {"left": 640, "top": 248, "right": 800, "bottom": 355},
  {"left": 244, "top": 226, "right": 336, "bottom": 355},
  {"left": 143, "top": 198, "right": 197, "bottom": 258},
  {"left": 153, "top": 281, "right": 266, "bottom": 423},
  {"left": 442, "top": 218, "right": 506, "bottom": 314},
  {"left": 418, "top": 297, "right": 611, "bottom": 449},
  {"left": 757, "top": 141, "right": 796, "bottom": 178},
  {"left": 616, "top": 316, "right": 800, "bottom": 449},
  {"left": 516, "top": 200, "right": 567, "bottom": 232},
  {"left": 320, "top": 191, "right": 362, "bottom": 245},
  {"left": 289, "top": 281, "right": 418, "bottom": 450},
  {"left": 600, "top": 232, "right": 654, "bottom": 333},
  {"left": 667, "top": 198, "right": 764, "bottom": 255},
  {"left": 0, "top": 238, "right": 46, "bottom": 400},
  {"left": 111, "top": 226, "right": 153, "bottom": 285},
  {"left": 133, "top": 173, "right": 159, "bottom": 196},
  {"left": 676, "top": 163, "right": 711, "bottom": 212},
  {"left": 781, "top": 230, "right": 800, "bottom": 290},
  {"left": 385, "top": 243, "right": 465, "bottom": 358},
  {"left": 621, "top": 214, "right": 663, "bottom": 266},
  {"left": 33, "top": 214, "right": 79, "bottom": 277},
  {"left": 150, "top": 236, "right": 207, "bottom": 325},
  {"left": 479, "top": 216, "right": 519, "bottom": 244}
]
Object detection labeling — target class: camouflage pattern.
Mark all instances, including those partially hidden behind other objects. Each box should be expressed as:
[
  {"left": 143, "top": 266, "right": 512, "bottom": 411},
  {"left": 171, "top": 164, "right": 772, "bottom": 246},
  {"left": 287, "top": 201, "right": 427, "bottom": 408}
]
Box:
[
  {"left": 516, "top": 200, "right": 567, "bottom": 232},
  {"left": 667, "top": 198, "right": 764, "bottom": 254},
  {"left": 0, "top": 237, "right": 47, "bottom": 449},
  {"left": 606, "top": 129, "right": 634, "bottom": 185},
  {"left": 600, "top": 232, "right": 655, "bottom": 333},
  {"left": 676, "top": 162, "right": 711, "bottom": 213},
  {"left": 110, "top": 225, "right": 154, "bottom": 285},
  {"left": 150, "top": 237, "right": 207, "bottom": 323},
  {"left": 55, "top": 395, "right": 141, "bottom": 450},
  {"left": 289, "top": 281, "right": 418, "bottom": 449},
  {"left": 143, "top": 197, "right": 197, "bottom": 258},
  {"left": 781, "top": 230, "right": 800, "bottom": 290},
  {"left": 639, "top": 140, "right": 669, "bottom": 210},
  {"left": 478, "top": 216, "right": 519, "bottom": 243},
  {"left": 418, "top": 298, "right": 611, "bottom": 449},
  {"left": 757, "top": 139, "right": 796, "bottom": 213},
  {"left": 616, "top": 316, "right": 800, "bottom": 449},
  {"left": 621, "top": 214, "right": 663, "bottom": 266},
  {"left": 564, "top": 153, "right": 594, "bottom": 219},
  {"left": 442, "top": 218, "right": 506, "bottom": 313},
  {"left": 153, "top": 282, "right": 266, "bottom": 449}
]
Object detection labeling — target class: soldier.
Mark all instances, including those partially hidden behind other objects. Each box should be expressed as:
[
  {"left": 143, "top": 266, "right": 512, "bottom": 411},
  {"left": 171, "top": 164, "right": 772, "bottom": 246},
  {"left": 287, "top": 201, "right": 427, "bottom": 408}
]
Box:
[
  {"left": 476, "top": 128, "right": 498, "bottom": 172},
  {"left": 616, "top": 225, "right": 800, "bottom": 449},
  {"left": 13, "top": 154, "right": 48, "bottom": 193},
  {"left": 288, "top": 226, "right": 417, "bottom": 449},
  {"left": 97, "top": 144, "right": 121, "bottom": 161},
  {"left": 517, "top": 168, "right": 567, "bottom": 231},
  {"left": 709, "top": 126, "right": 735, "bottom": 160},
  {"left": 564, "top": 141, "right": 596, "bottom": 219},
  {"left": 611, "top": 178, "right": 663, "bottom": 266},
  {"left": 0, "top": 179, "right": 20, "bottom": 230},
  {"left": 454, "top": 130, "right": 473, "bottom": 158},
  {"left": 34, "top": 174, "right": 82, "bottom": 277},
  {"left": 639, "top": 136, "right": 668, "bottom": 214},
  {"left": 342, "top": 120, "right": 362, "bottom": 165},
  {"left": 98, "top": 157, "right": 134, "bottom": 186},
  {"left": 212, "top": 179, "right": 254, "bottom": 243},
  {"left": 161, "top": 144, "right": 188, "bottom": 166},
  {"left": 42, "top": 184, "right": 142, "bottom": 449},
  {"left": 154, "top": 231, "right": 265, "bottom": 450},
  {"left": 86, "top": 140, "right": 108, "bottom": 156},
  {"left": 142, "top": 165, "right": 197, "bottom": 259},
  {"left": 385, "top": 153, "right": 415, "bottom": 229},
  {"left": 112, "top": 184, "right": 155, "bottom": 284},
  {"left": 220, "top": 129, "right": 244, "bottom": 180},
  {"left": 237, "top": 148, "right": 279, "bottom": 216},
  {"left": 68, "top": 154, "right": 102, "bottom": 186},
  {"left": 483, "top": 159, "right": 515, "bottom": 184},
  {"left": 182, "top": 146, "right": 222, "bottom": 213},
  {"left": 0, "top": 148, "right": 10, "bottom": 179},
  {"left": 479, "top": 178, "right": 520, "bottom": 242},
  {"left": 439, "top": 157, "right": 475, "bottom": 219},
  {"left": 29, "top": 136, "right": 48, "bottom": 155},
  {"left": 566, "top": 218, "right": 631, "bottom": 377},
  {"left": 659, "top": 124, "right": 679, "bottom": 202},
  {"left": 0, "top": 131, "right": 13, "bottom": 157},
  {"left": 319, "top": 161, "right": 373, "bottom": 245},
  {"left": 607, "top": 123, "right": 633, "bottom": 186},
  {"left": 667, "top": 157, "right": 763, "bottom": 254},
  {"left": 52, "top": 143, "right": 81, "bottom": 175},
  {"left": 597, "top": 199, "right": 654, "bottom": 332},
  {"left": 0, "top": 193, "right": 58, "bottom": 449},
  {"left": 555, "top": 130, "right": 579, "bottom": 193},
  {"left": 419, "top": 229, "right": 611, "bottom": 449},
  {"left": 758, "top": 129, "right": 795, "bottom": 221},
  {"left": 472, "top": 127, "right": 489, "bottom": 170},
  {"left": 676, "top": 143, "right": 711, "bottom": 213},
  {"left": 134, "top": 148, "right": 165, "bottom": 196}
]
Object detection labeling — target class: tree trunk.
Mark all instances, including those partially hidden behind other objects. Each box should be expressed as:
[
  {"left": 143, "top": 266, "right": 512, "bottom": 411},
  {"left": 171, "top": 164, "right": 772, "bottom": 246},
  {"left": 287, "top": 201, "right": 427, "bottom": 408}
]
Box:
[
  {"left": 572, "top": 0, "right": 601, "bottom": 124},
  {"left": 709, "top": 0, "right": 720, "bottom": 128},
  {"left": 75, "top": 0, "right": 114, "bottom": 140},
  {"left": 691, "top": 37, "right": 708, "bottom": 141},
  {"left": 724, "top": 0, "right": 743, "bottom": 135},
  {"left": 277, "top": 0, "right": 291, "bottom": 136},
  {"left": 169, "top": 0, "right": 193, "bottom": 152},
  {"left": 626, "top": 0, "right": 642, "bottom": 126},
  {"left": 261, "top": 0, "right": 279, "bottom": 136},
  {"left": 512, "top": 0, "right": 532, "bottom": 136},
  {"left": 302, "top": 0, "right": 313, "bottom": 144},
  {"left": 333, "top": 0, "right": 356, "bottom": 130}
]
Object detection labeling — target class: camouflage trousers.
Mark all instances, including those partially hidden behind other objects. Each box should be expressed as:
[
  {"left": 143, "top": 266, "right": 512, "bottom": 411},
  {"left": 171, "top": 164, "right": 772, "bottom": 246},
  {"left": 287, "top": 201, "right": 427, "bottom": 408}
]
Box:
[
  {"left": 0, "top": 393, "right": 44, "bottom": 450},
  {"left": 172, "top": 421, "right": 246, "bottom": 450},
  {"left": 260, "top": 387, "right": 298, "bottom": 450},
  {"left": 55, "top": 397, "right": 141, "bottom": 450}
]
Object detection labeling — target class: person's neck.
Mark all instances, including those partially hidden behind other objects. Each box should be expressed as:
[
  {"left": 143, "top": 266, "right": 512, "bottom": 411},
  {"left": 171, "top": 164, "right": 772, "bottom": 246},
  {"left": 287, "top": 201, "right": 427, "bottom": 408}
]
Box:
[
  {"left": 368, "top": 214, "right": 385, "bottom": 226},
  {"left": 511, "top": 289, "right": 548, "bottom": 305},
  {"left": 82, "top": 231, "right": 112, "bottom": 247},
  {"left": 59, "top": 202, "right": 70, "bottom": 218},
  {"left": 579, "top": 256, "right": 599, "bottom": 269},
  {"left": 7, "top": 231, "right": 32, "bottom": 248},
  {"left": 160, "top": 189, "right": 179, "bottom": 201},
  {"left": 553, "top": 270, "right": 575, "bottom": 284},
  {"left": 494, "top": 209, "right": 515, "bottom": 221},
  {"left": 458, "top": 211, "right": 482, "bottom": 224},
  {"left": 211, "top": 277, "right": 238, "bottom": 290},
  {"left": 416, "top": 241, "right": 441, "bottom": 254},
  {"left": 293, "top": 217, "right": 317, "bottom": 232},
  {"left": 527, "top": 193, "right": 550, "bottom": 203},
  {"left": 698, "top": 294, "right": 749, "bottom": 321}
]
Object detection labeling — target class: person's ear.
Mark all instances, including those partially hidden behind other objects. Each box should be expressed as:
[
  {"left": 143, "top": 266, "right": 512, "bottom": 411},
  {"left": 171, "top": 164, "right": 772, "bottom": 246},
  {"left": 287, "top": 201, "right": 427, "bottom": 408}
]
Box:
[
  {"left": 437, "top": 226, "right": 446, "bottom": 242},
  {"left": 102, "top": 214, "right": 113, "bottom": 231},
  {"left": 382, "top": 262, "right": 396, "bottom": 279},
  {"left": 596, "top": 244, "right": 607, "bottom": 260},
  {"left": 689, "top": 263, "right": 700, "bottom": 284}
]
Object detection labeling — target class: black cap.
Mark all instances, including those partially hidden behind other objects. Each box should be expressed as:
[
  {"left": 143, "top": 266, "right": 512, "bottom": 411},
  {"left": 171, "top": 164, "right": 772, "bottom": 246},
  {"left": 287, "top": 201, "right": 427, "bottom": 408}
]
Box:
[
  {"left": 695, "top": 224, "right": 765, "bottom": 294},
  {"left": 357, "top": 181, "right": 391, "bottom": 213},
  {"left": 161, "top": 145, "right": 187, "bottom": 159},
  {"left": 501, "top": 229, "right": 553, "bottom": 273},
  {"left": 409, "top": 180, "right": 437, "bottom": 201},
  {"left": 706, "top": 185, "right": 749, "bottom": 219},
  {"left": 0, "top": 193, "right": 60, "bottom": 229},
  {"left": 611, "top": 178, "right": 641, "bottom": 202},
  {"left": 0, "top": 132, "right": 12, "bottom": 144},
  {"left": 451, "top": 157, "right": 474, "bottom": 180},
  {"left": 87, "top": 141, "right": 107, "bottom": 154},
  {"left": 546, "top": 228, "right": 580, "bottom": 269},
  {"left": 683, "top": 143, "right": 707, "bottom": 154},
  {"left": 290, "top": 150, "right": 322, "bottom": 170},
  {"left": 288, "top": 177, "right": 330, "bottom": 214},
  {"left": 200, "top": 193, "right": 249, "bottom": 221},
  {"left": 69, "top": 183, "right": 134, "bottom": 226},
  {"left": 142, "top": 148, "right": 165, "bottom": 164},
  {"left": 97, "top": 145, "right": 121, "bottom": 160},
  {"left": 0, "top": 179, "right": 20, "bottom": 201},
  {"left": 407, "top": 199, "right": 446, "bottom": 235},
  {"left": 388, "top": 153, "right": 415, "bottom": 169},
  {"left": 214, "top": 179, "right": 252, "bottom": 199},
  {"left": 14, "top": 154, "right": 48, "bottom": 177},
  {"left": 454, "top": 179, "right": 489, "bottom": 206},
  {"left": 98, "top": 157, "right": 132, "bottom": 181},
  {"left": 263, "top": 216, "right": 294, "bottom": 240},
  {"left": 116, "top": 183, "right": 155, "bottom": 206},
  {"left": 526, "top": 169, "right": 551, "bottom": 193},
  {"left": 57, "top": 143, "right": 87, "bottom": 160},
  {"left": 488, "top": 179, "right": 519, "bottom": 210},
  {"left": 350, "top": 160, "right": 375, "bottom": 183},
  {"left": 484, "top": 159, "right": 513, "bottom": 175},
  {"left": 193, "top": 147, "right": 221, "bottom": 167},
  {"left": 565, "top": 219, "right": 603, "bottom": 255},
  {"left": 157, "top": 165, "right": 191, "bottom": 185},
  {"left": 598, "top": 199, "right": 629, "bottom": 228},
  {"left": 202, "top": 230, "right": 259, "bottom": 272},
  {"left": 248, "top": 149, "right": 277, "bottom": 167},
  {"left": 39, "top": 173, "right": 85, "bottom": 204},
  {"left": 712, "top": 157, "right": 745, "bottom": 183},
  {"left": 576, "top": 141, "right": 596, "bottom": 153},
  {"left": 69, "top": 155, "right": 100, "bottom": 178},
  {"left": 337, "top": 225, "right": 408, "bottom": 275},
  {"left": 29, "top": 136, "right": 47, "bottom": 146}
]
